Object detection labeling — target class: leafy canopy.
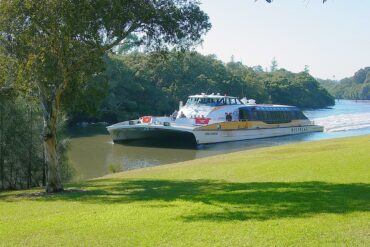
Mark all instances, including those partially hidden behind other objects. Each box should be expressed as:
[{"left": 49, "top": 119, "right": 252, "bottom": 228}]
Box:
[{"left": 0, "top": 0, "right": 211, "bottom": 101}]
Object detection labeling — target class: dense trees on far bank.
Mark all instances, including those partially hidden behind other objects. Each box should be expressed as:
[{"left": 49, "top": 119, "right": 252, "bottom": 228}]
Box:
[
  {"left": 319, "top": 67, "right": 370, "bottom": 100},
  {"left": 68, "top": 52, "right": 335, "bottom": 124},
  {"left": 264, "top": 69, "right": 334, "bottom": 109}
]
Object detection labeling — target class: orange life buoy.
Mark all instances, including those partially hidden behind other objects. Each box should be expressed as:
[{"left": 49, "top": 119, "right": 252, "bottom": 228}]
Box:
[{"left": 141, "top": 116, "right": 152, "bottom": 124}]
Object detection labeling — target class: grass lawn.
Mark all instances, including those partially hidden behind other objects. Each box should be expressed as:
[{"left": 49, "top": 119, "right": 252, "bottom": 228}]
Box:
[{"left": 1, "top": 135, "right": 370, "bottom": 246}]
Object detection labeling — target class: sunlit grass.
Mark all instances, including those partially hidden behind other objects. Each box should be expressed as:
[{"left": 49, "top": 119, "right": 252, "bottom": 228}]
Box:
[{"left": 1, "top": 135, "right": 369, "bottom": 246}]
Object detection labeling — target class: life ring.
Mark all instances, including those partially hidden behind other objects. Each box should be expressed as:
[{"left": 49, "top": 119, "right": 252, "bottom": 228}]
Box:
[{"left": 141, "top": 116, "right": 152, "bottom": 124}]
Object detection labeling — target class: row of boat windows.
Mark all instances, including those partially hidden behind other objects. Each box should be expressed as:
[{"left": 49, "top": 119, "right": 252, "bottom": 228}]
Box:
[
  {"left": 239, "top": 109, "right": 308, "bottom": 123},
  {"left": 186, "top": 97, "right": 241, "bottom": 106}
]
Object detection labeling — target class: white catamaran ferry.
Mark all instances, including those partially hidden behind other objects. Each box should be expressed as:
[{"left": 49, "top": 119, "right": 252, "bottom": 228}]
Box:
[{"left": 107, "top": 93, "right": 323, "bottom": 144}]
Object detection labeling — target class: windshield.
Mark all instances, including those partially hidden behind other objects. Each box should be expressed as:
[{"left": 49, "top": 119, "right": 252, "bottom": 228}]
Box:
[{"left": 186, "top": 97, "right": 241, "bottom": 106}]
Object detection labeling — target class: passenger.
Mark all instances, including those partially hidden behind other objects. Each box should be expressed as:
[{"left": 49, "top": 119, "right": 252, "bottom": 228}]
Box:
[
  {"left": 171, "top": 110, "right": 178, "bottom": 121},
  {"left": 179, "top": 111, "right": 186, "bottom": 118},
  {"left": 225, "top": 112, "right": 232, "bottom": 122}
]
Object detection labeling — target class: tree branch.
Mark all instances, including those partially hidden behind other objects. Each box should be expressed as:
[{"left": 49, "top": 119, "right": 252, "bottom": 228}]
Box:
[{"left": 102, "top": 23, "right": 141, "bottom": 52}]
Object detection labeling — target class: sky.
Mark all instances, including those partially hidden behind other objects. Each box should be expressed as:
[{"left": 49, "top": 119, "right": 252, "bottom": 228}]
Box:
[{"left": 196, "top": 0, "right": 370, "bottom": 80}]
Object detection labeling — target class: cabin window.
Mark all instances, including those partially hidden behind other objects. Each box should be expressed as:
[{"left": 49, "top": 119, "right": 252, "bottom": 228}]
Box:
[
  {"left": 238, "top": 107, "right": 308, "bottom": 123},
  {"left": 186, "top": 97, "right": 222, "bottom": 106},
  {"left": 277, "top": 111, "right": 283, "bottom": 120},
  {"left": 251, "top": 110, "right": 257, "bottom": 120},
  {"left": 239, "top": 109, "right": 249, "bottom": 121},
  {"left": 266, "top": 111, "right": 272, "bottom": 121},
  {"left": 258, "top": 111, "right": 263, "bottom": 121},
  {"left": 217, "top": 98, "right": 225, "bottom": 105},
  {"left": 284, "top": 111, "right": 290, "bottom": 120}
]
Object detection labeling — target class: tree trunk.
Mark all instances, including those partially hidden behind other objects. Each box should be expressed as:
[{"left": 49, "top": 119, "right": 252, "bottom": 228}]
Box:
[
  {"left": 42, "top": 93, "right": 63, "bottom": 193},
  {"left": 42, "top": 148, "right": 46, "bottom": 187},
  {"left": 0, "top": 102, "right": 4, "bottom": 190},
  {"left": 27, "top": 106, "right": 33, "bottom": 189},
  {"left": 44, "top": 129, "right": 62, "bottom": 192}
]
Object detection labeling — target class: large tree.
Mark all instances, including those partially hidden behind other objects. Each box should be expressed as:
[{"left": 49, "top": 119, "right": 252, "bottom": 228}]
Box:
[{"left": 0, "top": 0, "right": 210, "bottom": 192}]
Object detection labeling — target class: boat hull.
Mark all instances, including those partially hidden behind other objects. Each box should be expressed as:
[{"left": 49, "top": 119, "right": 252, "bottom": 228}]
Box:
[
  {"left": 107, "top": 124, "right": 323, "bottom": 145},
  {"left": 108, "top": 125, "right": 196, "bottom": 143},
  {"left": 193, "top": 125, "right": 323, "bottom": 144}
]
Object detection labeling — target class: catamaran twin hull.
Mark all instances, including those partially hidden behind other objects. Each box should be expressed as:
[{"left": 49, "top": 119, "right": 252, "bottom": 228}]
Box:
[
  {"left": 107, "top": 122, "right": 323, "bottom": 145},
  {"left": 107, "top": 93, "right": 324, "bottom": 145}
]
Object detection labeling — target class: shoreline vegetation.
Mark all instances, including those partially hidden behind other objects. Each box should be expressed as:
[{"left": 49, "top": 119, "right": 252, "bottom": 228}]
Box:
[
  {"left": 68, "top": 52, "right": 335, "bottom": 125},
  {"left": 319, "top": 67, "right": 370, "bottom": 101},
  {"left": 1, "top": 135, "right": 369, "bottom": 246}
]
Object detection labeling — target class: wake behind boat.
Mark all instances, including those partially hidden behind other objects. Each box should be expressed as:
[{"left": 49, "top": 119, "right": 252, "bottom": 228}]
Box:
[{"left": 107, "top": 93, "right": 323, "bottom": 145}]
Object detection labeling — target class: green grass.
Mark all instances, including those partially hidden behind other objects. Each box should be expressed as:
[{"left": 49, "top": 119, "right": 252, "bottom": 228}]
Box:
[{"left": 1, "top": 135, "right": 370, "bottom": 246}]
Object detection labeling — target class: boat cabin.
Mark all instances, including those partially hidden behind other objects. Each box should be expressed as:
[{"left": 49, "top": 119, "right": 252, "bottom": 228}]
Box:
[{"left": 239, "top": 105, "right": 308, "bottom": 124}]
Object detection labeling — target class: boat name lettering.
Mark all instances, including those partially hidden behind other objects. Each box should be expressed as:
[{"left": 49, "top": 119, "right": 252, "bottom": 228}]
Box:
[
  {"left": 291, "top": 127, "right": 308, "bottom": 133},
  {"left": 205, "top": 132, "right": 218, "bottom": 136}
]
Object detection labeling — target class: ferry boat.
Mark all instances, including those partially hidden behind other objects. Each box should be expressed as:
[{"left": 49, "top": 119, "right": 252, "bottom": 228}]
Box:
[{"left": 107, "top": 93, "right": 323, "bottom": 144}]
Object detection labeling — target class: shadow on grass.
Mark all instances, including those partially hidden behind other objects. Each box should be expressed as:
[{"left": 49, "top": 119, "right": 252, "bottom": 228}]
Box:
[{"left": 4, "top": 179, "right": 370, "bottom": 221}]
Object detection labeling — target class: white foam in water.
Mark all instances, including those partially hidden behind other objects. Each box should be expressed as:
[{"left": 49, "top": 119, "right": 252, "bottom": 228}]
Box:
[{"left": 313, "top": 113, "right": 370, "bottom": 132}]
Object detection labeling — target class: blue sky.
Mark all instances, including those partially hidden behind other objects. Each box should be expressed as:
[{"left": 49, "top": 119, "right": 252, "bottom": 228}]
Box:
[{"left": 197, "top": 0, "right": 370, "bottom": 80}]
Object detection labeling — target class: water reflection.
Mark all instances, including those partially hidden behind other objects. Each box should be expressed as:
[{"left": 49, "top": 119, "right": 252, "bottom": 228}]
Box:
[
  {"left": 69, "top": 127, "right": 199, "bottom": 180},
  {"left": 68, "top": 100, "right": 370, "bottom": 180}
]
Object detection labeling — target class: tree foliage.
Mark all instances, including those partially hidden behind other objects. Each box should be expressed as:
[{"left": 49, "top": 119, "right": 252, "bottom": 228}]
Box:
[
  {"left": 0, "top": 92, "right": 73, "bottom": 190},
  {"left": 319, "top": 67, "right": 370, "bottom": 100},
  {"left": 264, "top": 69, "right": 334, "bottom": 108}
]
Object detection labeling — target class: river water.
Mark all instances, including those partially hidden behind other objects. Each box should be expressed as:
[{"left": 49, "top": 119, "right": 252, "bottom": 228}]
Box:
[{"left": 68, "top": 100, "right": 370, "bottom": 180}]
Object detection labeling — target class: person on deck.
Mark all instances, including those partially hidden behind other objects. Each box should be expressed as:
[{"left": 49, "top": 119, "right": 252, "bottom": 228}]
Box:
[
  {"left": 171, "top": 110, "right": 178, "bottom": 121},
  {"left": 225, "top": 112, "right": 232, "bottom": 122}
]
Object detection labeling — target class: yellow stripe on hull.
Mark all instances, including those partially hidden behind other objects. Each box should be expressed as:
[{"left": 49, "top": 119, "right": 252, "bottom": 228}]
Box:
[{"left": 195, "top": 120, "right": 311, "bottom": 131}]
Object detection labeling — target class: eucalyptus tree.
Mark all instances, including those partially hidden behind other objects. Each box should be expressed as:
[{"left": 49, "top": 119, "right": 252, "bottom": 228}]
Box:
[{"left": 0, "top": 0, "right": 210, "bottom": 192}]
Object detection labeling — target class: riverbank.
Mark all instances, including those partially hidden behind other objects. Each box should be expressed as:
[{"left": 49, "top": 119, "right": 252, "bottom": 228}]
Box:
[{"left": 1, "top": 135, "right": 370, "bottom": 246}]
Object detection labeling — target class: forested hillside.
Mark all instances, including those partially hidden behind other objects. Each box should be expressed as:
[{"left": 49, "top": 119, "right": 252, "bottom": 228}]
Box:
[
  {"left": 67, "top": 52, "right": 334, "bottom": 124},
  {"left": 319, "top": 67, "right": 370, "bottom": 100}
]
